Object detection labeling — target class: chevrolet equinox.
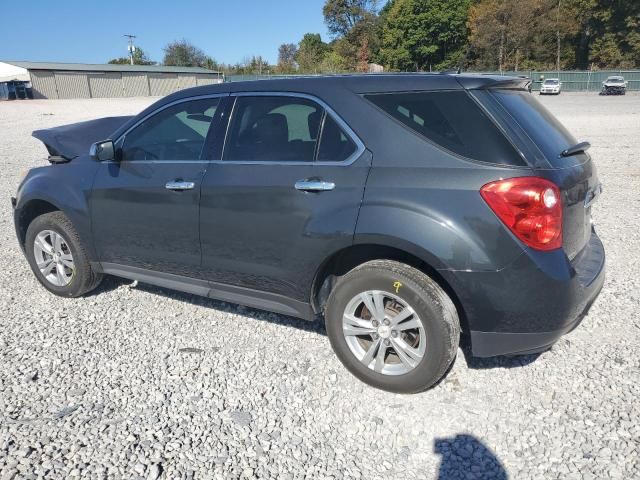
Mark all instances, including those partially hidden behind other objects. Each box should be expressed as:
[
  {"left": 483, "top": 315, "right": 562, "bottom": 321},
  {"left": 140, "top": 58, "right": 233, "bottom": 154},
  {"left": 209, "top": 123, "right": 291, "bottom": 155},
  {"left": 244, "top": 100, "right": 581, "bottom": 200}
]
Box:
[{"left": 13, "top": 74, "right": 605, "bottom": 393}]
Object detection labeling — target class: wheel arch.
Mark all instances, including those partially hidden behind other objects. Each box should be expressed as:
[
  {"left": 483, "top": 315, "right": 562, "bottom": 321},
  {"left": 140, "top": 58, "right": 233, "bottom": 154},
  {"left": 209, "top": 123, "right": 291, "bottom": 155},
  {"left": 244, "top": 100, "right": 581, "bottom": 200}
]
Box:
[
  {"left": 311, "top": 241, "right": 469, "bottom": 333},
  {"left": 15, "top": 198, "right": 61, "bottom": 249}
]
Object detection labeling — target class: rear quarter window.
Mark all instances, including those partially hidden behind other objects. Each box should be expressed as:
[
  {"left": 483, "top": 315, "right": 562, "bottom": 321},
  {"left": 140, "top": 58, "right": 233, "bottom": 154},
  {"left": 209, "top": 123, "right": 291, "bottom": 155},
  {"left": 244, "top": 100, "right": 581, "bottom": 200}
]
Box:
[
  {"left": 490, "top": 90, "right": 576, "bottom": 166},
  {"left": 364, "top": 91, "right": 523, "bottom": 166}
]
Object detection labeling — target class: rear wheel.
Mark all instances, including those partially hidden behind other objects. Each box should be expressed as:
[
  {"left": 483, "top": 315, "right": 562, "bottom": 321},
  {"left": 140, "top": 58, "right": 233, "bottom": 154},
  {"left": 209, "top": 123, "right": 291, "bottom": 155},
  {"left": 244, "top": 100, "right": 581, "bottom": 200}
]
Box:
[
  {"left": 325, "top": 260, "right": 460, "bottom": 393},
  {"left": 25, "top": 211, "right": 102, "bottom": 297}
]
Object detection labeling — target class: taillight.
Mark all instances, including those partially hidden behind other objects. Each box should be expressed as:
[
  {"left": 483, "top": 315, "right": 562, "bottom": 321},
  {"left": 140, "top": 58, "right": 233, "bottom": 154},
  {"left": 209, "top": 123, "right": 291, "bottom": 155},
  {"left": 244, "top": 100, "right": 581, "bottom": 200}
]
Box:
[{"left": 480, "top": 177, "right": 562, "bottom": 251}]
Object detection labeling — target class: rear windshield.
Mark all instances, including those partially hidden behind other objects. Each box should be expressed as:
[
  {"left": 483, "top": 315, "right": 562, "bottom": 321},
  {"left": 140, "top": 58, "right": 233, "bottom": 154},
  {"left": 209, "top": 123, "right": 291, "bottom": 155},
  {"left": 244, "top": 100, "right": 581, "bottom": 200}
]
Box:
[
  {"left": 490, "top": 90, "right": 576, "bottom": 164},
  {"left": 544, "top": 79, "right": 559, "bottom": 85},
  {"left": 364, "top": 91, "right": 523, "bottom": 166}
]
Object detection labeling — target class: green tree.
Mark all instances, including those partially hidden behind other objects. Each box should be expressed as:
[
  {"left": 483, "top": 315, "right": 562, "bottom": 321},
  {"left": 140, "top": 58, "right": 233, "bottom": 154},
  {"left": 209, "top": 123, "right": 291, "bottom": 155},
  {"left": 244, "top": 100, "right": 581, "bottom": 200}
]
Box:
[
  {"left": 323, "top": 0, "right": 379, "bottom": 37},
  {"left": 379, "top": 0, "right": 471, "bottom": 71},
  {"left": 108, "top": 47, "right": 155, "bottom": 65},
  {"left": 296, "top": 33, "right": 329, "bottom": 72},
  {"left": 163, "top": 39, "right": 209, "bottom": 67},
  {"left": 203, "top": 56, "right": 222, "bottom": 71},
  {"left": 320, "top": 50, "right": 350, "bottom": 72}
]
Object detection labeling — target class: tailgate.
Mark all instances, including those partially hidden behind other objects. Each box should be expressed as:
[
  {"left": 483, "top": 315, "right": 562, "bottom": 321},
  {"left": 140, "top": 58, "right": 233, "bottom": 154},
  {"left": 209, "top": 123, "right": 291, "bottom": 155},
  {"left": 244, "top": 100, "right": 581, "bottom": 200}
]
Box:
[{"left": 481, "top": 89, "right": 600, "bottom": 258}]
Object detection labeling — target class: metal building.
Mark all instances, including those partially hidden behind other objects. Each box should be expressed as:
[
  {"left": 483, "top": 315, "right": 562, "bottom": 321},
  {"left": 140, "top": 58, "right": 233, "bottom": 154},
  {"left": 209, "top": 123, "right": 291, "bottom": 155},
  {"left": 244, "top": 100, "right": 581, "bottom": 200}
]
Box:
[{"left": 0, "top": 61, "right": 223, "bottom": 99}]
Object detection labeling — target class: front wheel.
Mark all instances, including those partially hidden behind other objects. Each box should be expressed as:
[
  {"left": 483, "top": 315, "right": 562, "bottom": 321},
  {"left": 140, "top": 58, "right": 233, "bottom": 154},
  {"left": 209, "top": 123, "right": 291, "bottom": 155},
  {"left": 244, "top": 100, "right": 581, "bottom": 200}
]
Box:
[
  {"left": 325, "top": 260, "right": 460, "bottom": 393},
  {"left": 25, "top": 211, "right": 103, "bottom": 297}
]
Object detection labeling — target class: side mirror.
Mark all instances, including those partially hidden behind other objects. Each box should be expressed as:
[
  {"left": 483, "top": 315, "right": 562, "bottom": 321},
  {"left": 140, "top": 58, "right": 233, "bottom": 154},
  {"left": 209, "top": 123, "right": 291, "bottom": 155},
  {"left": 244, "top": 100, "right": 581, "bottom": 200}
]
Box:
[{"left": 90, "top": 140, "right": 115, "bottom": 161}]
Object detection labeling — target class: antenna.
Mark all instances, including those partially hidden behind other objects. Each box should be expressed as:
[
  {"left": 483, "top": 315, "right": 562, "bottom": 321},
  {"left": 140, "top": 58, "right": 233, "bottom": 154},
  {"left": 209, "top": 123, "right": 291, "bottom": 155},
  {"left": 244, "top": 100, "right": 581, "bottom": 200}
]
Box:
[{"left": 123, "top": 34, "right": 137, "bottom": 65}]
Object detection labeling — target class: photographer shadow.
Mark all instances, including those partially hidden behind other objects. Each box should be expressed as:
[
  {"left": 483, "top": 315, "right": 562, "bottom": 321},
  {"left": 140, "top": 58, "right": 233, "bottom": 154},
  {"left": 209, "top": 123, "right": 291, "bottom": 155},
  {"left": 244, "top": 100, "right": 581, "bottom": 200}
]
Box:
[{"left": 435, "top": 434, "right": 508, "bottom": 479}]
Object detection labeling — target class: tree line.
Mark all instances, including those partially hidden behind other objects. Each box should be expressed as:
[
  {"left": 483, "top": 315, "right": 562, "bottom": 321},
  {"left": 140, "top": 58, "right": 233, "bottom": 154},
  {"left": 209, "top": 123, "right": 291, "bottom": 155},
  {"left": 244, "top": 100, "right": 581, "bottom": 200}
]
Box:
[{"left": 109, "top": 0, "right": 640, "bottom": 73}]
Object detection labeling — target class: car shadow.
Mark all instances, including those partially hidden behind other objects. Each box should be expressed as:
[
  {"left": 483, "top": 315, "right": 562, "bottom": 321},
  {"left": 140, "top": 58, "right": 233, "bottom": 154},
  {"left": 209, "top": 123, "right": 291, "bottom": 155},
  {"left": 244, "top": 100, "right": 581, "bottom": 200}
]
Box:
[
  {"left": 88, "top": 278, "right": 549, "bottom": 363},
  {"left": 90, "top": 275, "right": 326, "bottom": 336},
  {"left": 434, "top": 434, "right": 508, "bottom": 479},
  {"left": 461, "top": 342, "right": 542, "bottom": 370}
]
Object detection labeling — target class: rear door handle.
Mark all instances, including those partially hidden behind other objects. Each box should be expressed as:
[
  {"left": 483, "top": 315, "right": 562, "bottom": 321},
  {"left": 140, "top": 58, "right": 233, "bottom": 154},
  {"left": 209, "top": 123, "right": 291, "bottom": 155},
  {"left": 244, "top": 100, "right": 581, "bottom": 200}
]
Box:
[
  {"left": 165, "top": 181, "right": 195, "bottom": 191},
  {"left": 295, "top": 180, "right": 336, "bottom": 192}
]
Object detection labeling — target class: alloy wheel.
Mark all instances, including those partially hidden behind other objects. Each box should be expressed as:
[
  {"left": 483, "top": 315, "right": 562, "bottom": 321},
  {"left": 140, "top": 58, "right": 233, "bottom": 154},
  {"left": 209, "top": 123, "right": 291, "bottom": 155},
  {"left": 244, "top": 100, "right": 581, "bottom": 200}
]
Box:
[
  {"left": 33, "top": 230, "right": 75, "bottom": 287},
  {"left": 342, "top": 290, "right": 426, "bottom": 376}
]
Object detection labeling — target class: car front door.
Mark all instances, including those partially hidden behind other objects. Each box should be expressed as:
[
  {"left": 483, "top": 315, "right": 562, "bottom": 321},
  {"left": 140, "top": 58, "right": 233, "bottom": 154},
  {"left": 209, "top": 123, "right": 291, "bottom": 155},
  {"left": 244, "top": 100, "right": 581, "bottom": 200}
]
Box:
[
  {"left": 199, "top": 93, "right": 371, "bottom": 305},
  {"left": 90, "top": 96, "right": 223, "bottom": 278}
]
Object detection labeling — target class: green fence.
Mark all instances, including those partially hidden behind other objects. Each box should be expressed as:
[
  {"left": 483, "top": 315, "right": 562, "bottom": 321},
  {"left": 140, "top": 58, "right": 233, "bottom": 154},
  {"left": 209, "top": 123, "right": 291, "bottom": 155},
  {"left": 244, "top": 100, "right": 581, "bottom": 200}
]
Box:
[
  {"left": 226, "top": 70, "right": 640, "bottom": 91},
  {"left": 488, "top": 70, "right": 639, "bottom": 91}
]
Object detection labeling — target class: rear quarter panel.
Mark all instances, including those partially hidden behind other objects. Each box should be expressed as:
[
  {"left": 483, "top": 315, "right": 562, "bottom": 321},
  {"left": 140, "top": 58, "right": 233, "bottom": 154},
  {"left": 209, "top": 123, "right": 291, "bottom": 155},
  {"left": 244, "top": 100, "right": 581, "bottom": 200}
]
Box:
[{"left": 351, "top": 98, "right": 533, "bottom": 272}]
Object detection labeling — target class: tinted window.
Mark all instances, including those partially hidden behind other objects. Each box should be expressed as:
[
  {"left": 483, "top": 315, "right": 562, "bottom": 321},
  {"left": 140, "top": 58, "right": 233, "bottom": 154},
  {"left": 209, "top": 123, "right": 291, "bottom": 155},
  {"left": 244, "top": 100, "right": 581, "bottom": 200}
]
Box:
[
  {"left": 491, "top": 90, "right": 576, "bottom": 165},
  {"left": 224, "top": 96, "right": 323, "bottom": 162},
  {"left": 318, "top": 115, "right": 357, "bottom": 162},
  {"left": 122, "top": 98, "right": 219, "bottom": 161},
  {"left": 365, "top": 91, "right": 520, "bottom": 165}
]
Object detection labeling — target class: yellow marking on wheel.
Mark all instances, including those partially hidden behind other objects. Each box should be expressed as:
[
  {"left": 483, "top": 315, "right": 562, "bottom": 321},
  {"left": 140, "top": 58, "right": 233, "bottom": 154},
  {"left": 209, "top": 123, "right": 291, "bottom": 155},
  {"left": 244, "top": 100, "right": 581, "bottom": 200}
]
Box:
[{"left": 393, "top": 281, "right": 402, "bottom": 294}]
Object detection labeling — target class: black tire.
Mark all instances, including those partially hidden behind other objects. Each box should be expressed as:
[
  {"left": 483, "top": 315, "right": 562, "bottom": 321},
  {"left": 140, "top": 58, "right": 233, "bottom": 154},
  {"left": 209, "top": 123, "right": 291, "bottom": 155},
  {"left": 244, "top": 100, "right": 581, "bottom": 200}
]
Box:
[
  {"left": 25, "top": 211, "right": 103, "bottom": 297},
  {"left": 325, "top": 260, "right": 460, "bottom": 393}
]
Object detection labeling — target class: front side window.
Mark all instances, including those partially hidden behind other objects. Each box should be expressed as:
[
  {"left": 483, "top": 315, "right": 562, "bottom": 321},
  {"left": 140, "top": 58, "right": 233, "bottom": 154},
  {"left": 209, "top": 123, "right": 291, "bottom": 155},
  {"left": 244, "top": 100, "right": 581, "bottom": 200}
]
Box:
[
  {"left": 223, "top": 96, "right": 323, "bottom": 162},
  {"left": 365, "top": 91, "right": 520, "bottom": 165},
  {"left": 121, "top": 98, "right": 220, "bottom": 161}
]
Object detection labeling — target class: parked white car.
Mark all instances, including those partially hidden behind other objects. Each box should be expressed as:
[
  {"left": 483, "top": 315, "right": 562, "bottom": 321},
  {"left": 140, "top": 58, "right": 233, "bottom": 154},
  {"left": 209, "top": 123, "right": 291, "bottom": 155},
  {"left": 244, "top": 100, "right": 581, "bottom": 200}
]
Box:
[
  {"left": 601, "top": 76, "right": 627, "bottom": 95},
  {"left": 540, "top": 78, "right": 562, "bottom": 95}
]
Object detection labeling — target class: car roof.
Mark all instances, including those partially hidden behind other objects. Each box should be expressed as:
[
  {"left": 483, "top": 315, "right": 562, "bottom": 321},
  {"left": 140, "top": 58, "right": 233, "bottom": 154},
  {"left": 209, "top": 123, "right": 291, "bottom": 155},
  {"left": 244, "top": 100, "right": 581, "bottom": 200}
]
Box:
[{"left": 162, "top": 73, "right": 531, "bottom": 100}]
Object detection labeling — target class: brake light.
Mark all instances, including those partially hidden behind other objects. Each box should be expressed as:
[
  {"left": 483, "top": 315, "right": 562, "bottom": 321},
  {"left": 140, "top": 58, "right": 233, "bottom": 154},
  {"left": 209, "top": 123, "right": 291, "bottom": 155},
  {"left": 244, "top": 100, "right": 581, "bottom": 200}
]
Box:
[{"left": 480, "top": 177, "right": 562, "bottom": 251}]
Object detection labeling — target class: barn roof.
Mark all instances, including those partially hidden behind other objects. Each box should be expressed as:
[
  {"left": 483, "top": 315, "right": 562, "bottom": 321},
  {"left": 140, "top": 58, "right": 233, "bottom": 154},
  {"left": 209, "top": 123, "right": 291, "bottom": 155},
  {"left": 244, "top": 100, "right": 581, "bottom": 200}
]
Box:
[{"left": 0, "top": 60, "right": 221, "bottom": 75}]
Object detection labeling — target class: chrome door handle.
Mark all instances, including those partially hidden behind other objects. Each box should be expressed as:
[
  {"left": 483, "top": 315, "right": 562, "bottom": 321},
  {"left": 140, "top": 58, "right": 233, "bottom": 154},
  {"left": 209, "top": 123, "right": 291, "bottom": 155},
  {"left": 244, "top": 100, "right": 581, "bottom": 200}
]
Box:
[
  {"left": 165, "top": 181, "right": 195, "bottom": 191},
  {"left": 295, "top": 180, "right": 336, "bottom": 192}
]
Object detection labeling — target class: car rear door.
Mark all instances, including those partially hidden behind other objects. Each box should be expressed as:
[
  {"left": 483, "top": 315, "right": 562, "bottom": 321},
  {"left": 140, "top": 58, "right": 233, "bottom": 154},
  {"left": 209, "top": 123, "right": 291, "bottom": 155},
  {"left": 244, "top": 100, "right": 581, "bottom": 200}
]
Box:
[
  {"left": 199, "top": 93, "right": 371, "bottom": 303},
  {"left": 90, "top": 96, "right": 224, "bottom": 277}
]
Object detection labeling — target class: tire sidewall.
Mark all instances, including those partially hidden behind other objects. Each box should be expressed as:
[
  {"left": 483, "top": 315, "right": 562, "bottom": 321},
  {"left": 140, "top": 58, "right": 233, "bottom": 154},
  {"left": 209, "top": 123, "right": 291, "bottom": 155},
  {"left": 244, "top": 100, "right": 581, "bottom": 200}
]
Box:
[
  {"left": 326, "top": 266, "right": 455, "bottom": 393},
  {"left": 25, "top": 215, "right": 85, "bottom": 297}
]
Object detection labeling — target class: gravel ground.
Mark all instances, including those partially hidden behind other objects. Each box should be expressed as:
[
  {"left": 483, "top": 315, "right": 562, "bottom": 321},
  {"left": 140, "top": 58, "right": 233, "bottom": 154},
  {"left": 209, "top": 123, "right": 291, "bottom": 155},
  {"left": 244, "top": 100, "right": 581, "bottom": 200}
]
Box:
[{"left": 1, "top": 93, "right": 639, "bottom": 479}]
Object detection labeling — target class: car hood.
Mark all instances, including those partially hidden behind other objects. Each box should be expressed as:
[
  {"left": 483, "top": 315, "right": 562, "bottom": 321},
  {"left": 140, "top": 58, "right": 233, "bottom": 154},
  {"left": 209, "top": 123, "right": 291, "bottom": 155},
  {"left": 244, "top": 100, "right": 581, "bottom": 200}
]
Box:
[{"left": 32, "top": 116, "right": 133, "bottom": 160}]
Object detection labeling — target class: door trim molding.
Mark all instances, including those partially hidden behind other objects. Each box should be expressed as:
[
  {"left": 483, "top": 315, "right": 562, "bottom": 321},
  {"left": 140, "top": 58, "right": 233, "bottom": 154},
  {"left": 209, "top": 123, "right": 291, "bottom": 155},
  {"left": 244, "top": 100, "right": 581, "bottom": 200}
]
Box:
[{"left": 97, "top": 263, "right": 316, "bottom": 321}]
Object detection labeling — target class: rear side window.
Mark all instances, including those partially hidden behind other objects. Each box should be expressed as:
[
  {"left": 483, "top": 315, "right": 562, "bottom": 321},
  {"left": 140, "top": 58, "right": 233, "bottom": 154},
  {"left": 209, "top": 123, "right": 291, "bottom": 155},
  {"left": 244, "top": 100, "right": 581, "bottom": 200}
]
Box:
[
  {"left": 224, "top": 96, "right": 322, "bottom": 162},
  {"left": 365, "top": 91, "right": 522, "bottom": 165}
]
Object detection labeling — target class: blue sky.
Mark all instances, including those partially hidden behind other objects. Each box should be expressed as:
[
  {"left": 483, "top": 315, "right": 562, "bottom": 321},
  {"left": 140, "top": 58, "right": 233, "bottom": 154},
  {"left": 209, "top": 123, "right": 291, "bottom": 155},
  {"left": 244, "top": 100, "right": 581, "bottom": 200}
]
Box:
[{"left": 0, "top": 0, "right": 331, "bottom": 65}]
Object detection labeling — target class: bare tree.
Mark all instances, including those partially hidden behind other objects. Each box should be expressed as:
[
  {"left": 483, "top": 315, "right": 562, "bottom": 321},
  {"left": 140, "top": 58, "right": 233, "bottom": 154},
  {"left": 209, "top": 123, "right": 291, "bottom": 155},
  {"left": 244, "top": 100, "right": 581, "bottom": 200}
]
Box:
[{"left": 278, "top": 43, "right": 298, "bottom": 72}]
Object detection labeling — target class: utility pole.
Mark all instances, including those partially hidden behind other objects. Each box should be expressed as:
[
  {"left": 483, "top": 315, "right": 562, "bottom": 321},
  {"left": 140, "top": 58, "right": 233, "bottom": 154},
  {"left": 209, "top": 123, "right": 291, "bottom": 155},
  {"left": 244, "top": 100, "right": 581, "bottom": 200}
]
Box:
[
  {"left": 556, "top": 0, "right": 562, "bottom": 75},
  {"left": 124, "top": 34, "right": 137, "bottom": 65}
]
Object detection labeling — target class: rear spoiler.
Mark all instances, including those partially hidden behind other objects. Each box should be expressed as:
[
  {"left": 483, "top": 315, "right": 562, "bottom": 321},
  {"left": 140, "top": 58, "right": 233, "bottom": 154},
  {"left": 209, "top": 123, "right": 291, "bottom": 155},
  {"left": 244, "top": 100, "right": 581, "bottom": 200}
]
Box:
[{"left": 456, "top": 75, "right": 531, "bottom": 91}]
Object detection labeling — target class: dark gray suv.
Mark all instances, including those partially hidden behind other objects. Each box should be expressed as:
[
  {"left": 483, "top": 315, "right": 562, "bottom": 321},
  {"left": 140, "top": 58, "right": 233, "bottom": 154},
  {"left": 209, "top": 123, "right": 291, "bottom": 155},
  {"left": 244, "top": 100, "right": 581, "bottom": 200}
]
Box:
[{"left": 13, "top": 74, "right": 605, "bottom": 393}]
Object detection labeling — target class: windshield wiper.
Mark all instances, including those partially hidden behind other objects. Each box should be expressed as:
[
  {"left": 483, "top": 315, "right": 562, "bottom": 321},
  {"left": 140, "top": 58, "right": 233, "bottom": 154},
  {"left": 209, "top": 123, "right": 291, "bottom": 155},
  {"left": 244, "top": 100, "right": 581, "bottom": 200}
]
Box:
[{"left": 561, "top": 141, "right": 591, "bottom": 157}]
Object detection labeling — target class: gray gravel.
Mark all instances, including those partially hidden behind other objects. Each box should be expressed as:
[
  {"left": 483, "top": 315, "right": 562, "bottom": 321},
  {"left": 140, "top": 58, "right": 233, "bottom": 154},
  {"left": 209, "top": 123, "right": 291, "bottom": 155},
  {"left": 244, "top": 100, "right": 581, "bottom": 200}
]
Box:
[{"left": 1, "top": 93, "right": 639, "bottom": 479}]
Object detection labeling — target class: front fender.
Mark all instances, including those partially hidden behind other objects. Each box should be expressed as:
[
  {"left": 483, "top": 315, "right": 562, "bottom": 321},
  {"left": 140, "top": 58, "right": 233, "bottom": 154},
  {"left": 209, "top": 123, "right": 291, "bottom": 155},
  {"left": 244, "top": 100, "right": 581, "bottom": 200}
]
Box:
[{"left": 15, "top": 159, "right": 99, "bottom": 260}]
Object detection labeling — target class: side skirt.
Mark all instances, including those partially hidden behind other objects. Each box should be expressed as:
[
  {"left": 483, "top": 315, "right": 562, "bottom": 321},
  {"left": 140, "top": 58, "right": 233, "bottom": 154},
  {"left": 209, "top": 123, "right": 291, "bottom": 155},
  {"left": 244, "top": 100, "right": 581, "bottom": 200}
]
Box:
[{"left": 97, "top": 263, "right": 316, "bottom": 321}]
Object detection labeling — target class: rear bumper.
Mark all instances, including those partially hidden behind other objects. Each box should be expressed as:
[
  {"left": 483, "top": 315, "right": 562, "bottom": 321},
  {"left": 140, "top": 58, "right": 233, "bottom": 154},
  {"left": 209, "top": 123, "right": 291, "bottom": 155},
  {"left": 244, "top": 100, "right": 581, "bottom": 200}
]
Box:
[
  {"left": 444, "top": 230, "right": 605, "bottom": 357},
  {"left": 469, "top": 276, "right": 603, "bottom": 356}
]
